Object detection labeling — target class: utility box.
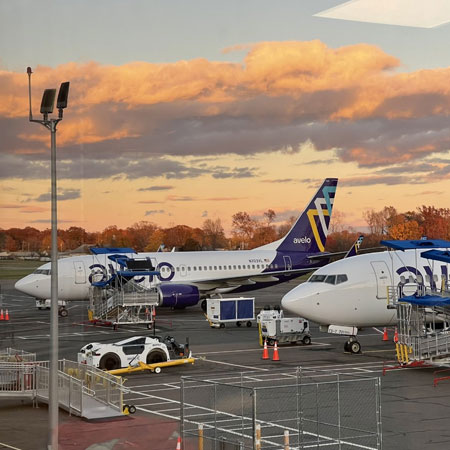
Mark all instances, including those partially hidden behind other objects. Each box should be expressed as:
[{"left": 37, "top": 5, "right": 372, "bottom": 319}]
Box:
[{"left": 206, "top": 298, "right": 255, "bottom": 328}]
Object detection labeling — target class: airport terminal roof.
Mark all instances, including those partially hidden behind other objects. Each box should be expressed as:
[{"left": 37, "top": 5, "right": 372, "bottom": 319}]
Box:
[{"left": 380, "top": 239, "right": 450, "bottom": 250}]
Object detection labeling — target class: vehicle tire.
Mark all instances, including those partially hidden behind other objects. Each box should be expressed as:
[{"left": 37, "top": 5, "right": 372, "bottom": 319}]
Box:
[
  {"left": 123, "top": 404, "right": 129, "bottom": 413},
  {"left": 302, "top": 335, "right": 312, "bottom": 346},
  {"left": 38, "top": 307, "right": 43, "bottom": 310},
  {"left": 201, "top": 300, "right": 207, "bottom": 312},
  {"left": 344, "top": 342, "right": 350, "bottom": 352},
  {"left": 147, "top": 323, "right": 153, "bottom": 330},
  {"left": 236, "top": 321, "right": 241, "bottom": 327},
  {"left": 59, "top": 308, "right": 68, "bottom": 318},
  {"left": 146, "top": 349, "right": 167, "bottom": 365},
  {"left": 128, "top": 405, "right": 137, "bottom": 414},
  {"left": 267, "top": 338, "right": 275, "bottom": 346},
  {"left": 219, "top": 323, "right": 225, "bottom": 329},
  {"left": 350, "top": 341, "right": 361, "bottom": 354},
  {"left": 99, "top": 353, "right": 121, "bottom": 371},
  {"left": 154, "top": 367, "right": 162, "bottom": 374},
  {"left": 246, "top": 321, "right": 252, "bottom": 328}
]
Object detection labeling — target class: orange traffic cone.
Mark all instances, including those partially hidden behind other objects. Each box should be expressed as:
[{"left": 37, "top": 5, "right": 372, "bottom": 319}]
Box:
[
  {"left": 394, "top": 327, "right": 399, "bottom": 343},
  {"left": 175, "top": 436, "right": 181, "bottom": 450},
  {"left": 5, "top": 310, "right": 9, "bottom": 321},
  {"left": 262, "top": 338, "right": 269, "bottom": 360},
  {"left": 382, "top": 327, "right": 388, "bottom": 341},
  {"left": 0, "top": 309, "right": 3, "bottom": 320},
  {"left": 272, "top": 341, "right": 280, "bottom": 361}
]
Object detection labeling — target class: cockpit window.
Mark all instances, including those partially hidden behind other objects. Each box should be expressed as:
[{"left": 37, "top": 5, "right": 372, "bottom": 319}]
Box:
[
  {"left": 33, "top": 269, "right": 51, "bottom": 276},
  {"left": 337, "top": 274, "right": 348, "bottom": 284},
  {"left": 309, "top": 274, "right": 348, "bottom": 285},
  {"left": 309, "top": 274, "right": 327, "bottom": 282}
]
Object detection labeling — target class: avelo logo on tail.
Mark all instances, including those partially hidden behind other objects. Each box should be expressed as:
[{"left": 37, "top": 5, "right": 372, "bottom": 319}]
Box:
[
  {"left": 275, "top": 178, "right": 337, "bottom": 254},
  {"left": 293, "top": 237, "right": 312, "bottom": 244}
]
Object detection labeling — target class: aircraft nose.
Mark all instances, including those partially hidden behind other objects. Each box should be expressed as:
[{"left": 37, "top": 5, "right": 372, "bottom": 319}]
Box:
[
  {"left": 15, "top": 275, "right": 39, "bottom": 297},
  {"left": 281, "top": 283, "right": 319, "bottom": 316}
]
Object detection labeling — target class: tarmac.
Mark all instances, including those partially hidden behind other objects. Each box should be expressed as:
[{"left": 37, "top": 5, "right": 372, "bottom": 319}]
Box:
[{"left": 1, "top": 278, "right": 450, "bottom": 449}]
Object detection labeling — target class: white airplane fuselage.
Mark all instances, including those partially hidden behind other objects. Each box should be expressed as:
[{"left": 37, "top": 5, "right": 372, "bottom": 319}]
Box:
[
  {"left": 16, "top": 248, "right": 305, "bottom": 302},
  {"left": 281, "top": 249, "right": 450, "bottom": 328},
  {"left": 15, "top": 178, "right": 339, "bottom": 309}
]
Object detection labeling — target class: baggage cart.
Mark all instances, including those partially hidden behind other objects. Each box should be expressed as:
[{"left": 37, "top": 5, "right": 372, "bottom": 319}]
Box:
[{"left": 206, "top": 297, "right": 255, "bottom": 328}]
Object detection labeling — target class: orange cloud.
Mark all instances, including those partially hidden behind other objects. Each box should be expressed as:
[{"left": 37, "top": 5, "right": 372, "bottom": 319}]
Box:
[
  {"left": 3, "top": 40, "right": 450, "bottom": 169},
  {"left": 2, "top": 40, "right": 449, "bottom": 124}
]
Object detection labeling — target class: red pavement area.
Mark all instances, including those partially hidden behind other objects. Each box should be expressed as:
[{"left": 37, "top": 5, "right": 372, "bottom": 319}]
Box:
[
  {"left": 0, "top": 400, "right": 181, "bottom": 450},
  {"left": 59, "top": 415, "right": 180, "bottom": 450}
]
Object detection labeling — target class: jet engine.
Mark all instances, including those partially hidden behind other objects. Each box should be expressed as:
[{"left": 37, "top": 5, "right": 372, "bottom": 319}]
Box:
[{"left": 157, "top": 284, "right": 201, "bottom": 308}]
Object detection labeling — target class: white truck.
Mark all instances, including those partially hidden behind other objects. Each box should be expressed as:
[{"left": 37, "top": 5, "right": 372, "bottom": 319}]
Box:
[
  {"left": 78, "top": 335, "right": 190, "bottom": 371},
  {"left": 257, "top": 307, "right": 311, "bottom": 346}
]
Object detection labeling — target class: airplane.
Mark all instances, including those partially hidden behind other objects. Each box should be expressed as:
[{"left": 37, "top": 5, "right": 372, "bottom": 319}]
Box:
[
  {"left": 15, "top": 178, "right": 339, "bottom": 313},
  {"left": 281, "top": 238, "right": 450, "bottom": 354}
]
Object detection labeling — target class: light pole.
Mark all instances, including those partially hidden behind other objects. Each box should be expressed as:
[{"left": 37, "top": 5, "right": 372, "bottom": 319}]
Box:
[{"left": 27, "top": 67, "right": 69, "bottom": 450}]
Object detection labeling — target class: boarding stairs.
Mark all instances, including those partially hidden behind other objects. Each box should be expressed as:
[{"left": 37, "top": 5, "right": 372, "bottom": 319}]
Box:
[
  {"left": 0, "top": 349, "right": 125, "bottom": 419},
  {"left": 89, "top": 280, "right": 159, "bottom": 327}
]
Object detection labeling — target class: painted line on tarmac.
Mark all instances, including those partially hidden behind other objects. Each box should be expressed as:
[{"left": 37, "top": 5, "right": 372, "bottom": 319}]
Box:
[
  {"left": 194, "top": 342, "right": 329, "bottom": 356},
  {"left": 200, "top": 358, "right": 270, "bottom": 371},
  {"left": 0, "top": 442, "right": 22, "bottom": 450}
]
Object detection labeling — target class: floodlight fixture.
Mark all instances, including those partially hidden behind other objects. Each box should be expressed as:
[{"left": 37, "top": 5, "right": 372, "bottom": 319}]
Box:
[
  {"left": 40, "top": 88, "right": 56, "bottom": 115},
  {"left": 57, "top": 81, "right": 70, "bottom": 110}
]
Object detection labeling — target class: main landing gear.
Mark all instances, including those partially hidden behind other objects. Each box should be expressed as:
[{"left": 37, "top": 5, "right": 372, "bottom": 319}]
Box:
[{"left": 344, "top": 336, "right": 361, "bottom": 354}]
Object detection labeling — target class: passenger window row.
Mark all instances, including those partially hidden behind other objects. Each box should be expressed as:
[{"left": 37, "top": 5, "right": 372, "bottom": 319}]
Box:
[{"left": 158, "top": 263, "right": 280, "bottom": 273}]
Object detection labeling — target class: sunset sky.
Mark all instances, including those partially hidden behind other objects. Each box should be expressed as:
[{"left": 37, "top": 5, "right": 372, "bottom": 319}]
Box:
[{"left": 1, "top": 1, "right": 449, "bottom": 234}]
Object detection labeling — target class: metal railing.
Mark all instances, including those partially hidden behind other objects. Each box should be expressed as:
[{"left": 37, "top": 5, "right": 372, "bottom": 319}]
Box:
[
  {"left": 0, "top": 348, "right": 36, "bottom": 363},
  {"left": 89, "top": 282, "right": 158, "bottom": 325},
  {"left": 0, "top": 357, "right": 124, "bottom": 418}
]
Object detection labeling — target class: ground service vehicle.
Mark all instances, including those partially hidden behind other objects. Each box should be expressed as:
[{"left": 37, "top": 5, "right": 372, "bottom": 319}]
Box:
[
  {"left": 78, "top": 335, "right": 190, "bottom": 371},
  {"left": 258, "top": 307, "right": 311, "bottom": 346}
]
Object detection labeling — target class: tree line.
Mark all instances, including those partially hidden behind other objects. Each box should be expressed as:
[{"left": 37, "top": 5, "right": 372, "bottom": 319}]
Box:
[{"left": 1, "top": 205, "right": 448, "bottom": 255}]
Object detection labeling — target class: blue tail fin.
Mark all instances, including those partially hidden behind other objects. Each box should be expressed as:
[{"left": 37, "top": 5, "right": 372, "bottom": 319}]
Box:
[
  {"left": 345, "top": 235, "right": 364, "bottom": 258},
  {"left": 276, "top": 178, "right": 338, "bottom": 253}
]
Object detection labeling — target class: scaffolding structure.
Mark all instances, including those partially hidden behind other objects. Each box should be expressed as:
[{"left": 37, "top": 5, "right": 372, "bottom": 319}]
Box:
[
  {"left": 382, "top": 240, "right": 450, "bottom": 366},
  {"left": 89, "top": 252, "right": 159, "bottom": 329}
]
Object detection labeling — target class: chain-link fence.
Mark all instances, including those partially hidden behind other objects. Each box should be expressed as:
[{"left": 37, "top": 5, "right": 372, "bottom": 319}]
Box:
[{"left": 181, "top": 368, "right": 382, "bottom": 450}]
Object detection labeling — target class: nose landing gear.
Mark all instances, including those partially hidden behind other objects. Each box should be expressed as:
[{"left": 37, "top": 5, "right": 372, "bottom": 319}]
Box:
[{"left": 344, "top": 336, "right": 361, "bottom": 354}]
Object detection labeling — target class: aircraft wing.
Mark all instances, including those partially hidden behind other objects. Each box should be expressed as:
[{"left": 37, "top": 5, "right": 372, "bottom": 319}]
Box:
[
  {"left": 190, "top": 267, "right": 314, "bottom": 291},
  {"left": 308, "top": 246, "right": 385, "bottom": 261}
]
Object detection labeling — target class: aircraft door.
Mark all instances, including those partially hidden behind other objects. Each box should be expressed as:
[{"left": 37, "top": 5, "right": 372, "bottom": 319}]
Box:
[
  {"left": 73, "top": 261, "right": 86, "bottom": 284},
  {"left": 283, "top": 256, "right": 292, "bottom": 271},
  {"left": 371, "top": 261, "right": 391, "bottom": 299}
]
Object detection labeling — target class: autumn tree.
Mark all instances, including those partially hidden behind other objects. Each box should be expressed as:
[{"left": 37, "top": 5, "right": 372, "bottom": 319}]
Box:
[
  {"left": 277, "top": 215, "right": 296, "bottom": 238},
  {"left": 164, "top": 225, "right": 196, "bottom": 250},
  {"left": 231, "top": 212, "right": 256, "bottom": 249},
  {"left": 126, "top": 221, "right": 158, "bottom": 251},
  {"left": 389, "top": 221, "right": 423, "bottom": 240},
  {"left": 416, "top": 206, "right": 450, "bottom": 239},
  {"left": 202, "top": 218, "right": 227, "bottom": 249},
  {"left": 363, "top": 206, "right": 398, "bottom": 236},
  {"left": 145, "top": 229, "right": 167, "bottom": 252}
]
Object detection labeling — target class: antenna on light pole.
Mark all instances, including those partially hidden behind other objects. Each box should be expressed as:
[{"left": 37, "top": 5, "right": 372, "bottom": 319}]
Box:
[{"left": 27, "top": 67, "right": 70, "bottom": 450}]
